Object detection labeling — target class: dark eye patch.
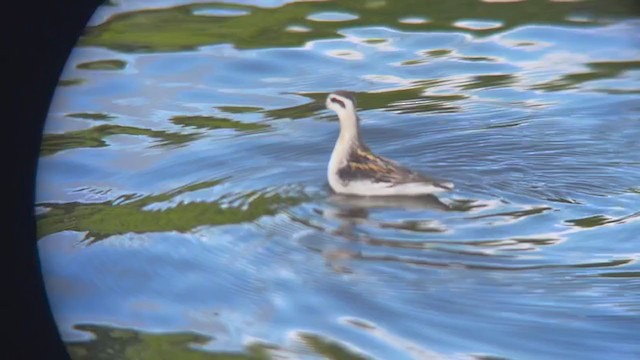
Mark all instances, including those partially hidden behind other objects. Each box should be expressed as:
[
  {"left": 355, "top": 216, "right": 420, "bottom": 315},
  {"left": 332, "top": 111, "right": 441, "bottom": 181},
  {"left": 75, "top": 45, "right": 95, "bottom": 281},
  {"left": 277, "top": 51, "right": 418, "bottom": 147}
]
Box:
[{"left": 330, "top": 97, "right": 346, "bottom": 108}]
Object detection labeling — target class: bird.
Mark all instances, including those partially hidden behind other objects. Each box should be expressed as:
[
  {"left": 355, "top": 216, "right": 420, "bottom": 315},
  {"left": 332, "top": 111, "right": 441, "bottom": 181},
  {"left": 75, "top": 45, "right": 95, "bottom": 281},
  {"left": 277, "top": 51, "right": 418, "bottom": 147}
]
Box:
[{"left": 325, "top": 90, "right": 454, "bottom": 197}]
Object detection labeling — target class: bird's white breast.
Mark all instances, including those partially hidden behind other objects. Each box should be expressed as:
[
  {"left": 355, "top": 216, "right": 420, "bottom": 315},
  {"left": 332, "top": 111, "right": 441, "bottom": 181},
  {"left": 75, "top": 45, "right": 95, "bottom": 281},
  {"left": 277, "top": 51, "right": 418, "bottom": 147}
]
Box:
[{"left": 327, "top": 135, "right": 351, "bottom": 194}]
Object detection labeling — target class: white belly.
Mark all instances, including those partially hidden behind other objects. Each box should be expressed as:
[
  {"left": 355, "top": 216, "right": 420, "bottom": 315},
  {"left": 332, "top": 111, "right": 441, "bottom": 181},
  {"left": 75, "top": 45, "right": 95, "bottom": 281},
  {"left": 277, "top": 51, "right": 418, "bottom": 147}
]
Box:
[{"left": 331, "top": 178, "right": 450, "bottom": 196}]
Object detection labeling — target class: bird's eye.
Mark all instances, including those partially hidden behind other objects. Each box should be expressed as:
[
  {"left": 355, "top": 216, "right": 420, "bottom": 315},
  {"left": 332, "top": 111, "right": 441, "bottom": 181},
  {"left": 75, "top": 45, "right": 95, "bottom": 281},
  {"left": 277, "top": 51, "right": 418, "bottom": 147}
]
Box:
[{"left": 330, "top": 97, "right": 346, "bottom": 108}]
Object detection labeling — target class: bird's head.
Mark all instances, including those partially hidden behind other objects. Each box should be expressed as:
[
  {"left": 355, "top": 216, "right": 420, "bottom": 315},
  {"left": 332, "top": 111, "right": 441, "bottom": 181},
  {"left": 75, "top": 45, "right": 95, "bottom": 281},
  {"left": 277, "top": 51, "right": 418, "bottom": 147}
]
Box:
[{"left": 326, "top": 90, "right": 358, "bottom": 118}]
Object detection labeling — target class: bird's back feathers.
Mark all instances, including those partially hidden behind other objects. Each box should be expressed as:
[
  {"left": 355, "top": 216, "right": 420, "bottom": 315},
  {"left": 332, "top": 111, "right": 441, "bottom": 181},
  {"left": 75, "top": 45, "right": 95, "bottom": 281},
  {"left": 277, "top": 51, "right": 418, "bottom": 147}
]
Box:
[{"left": 337, "top": 143, "right": 452, "bottom": 191}]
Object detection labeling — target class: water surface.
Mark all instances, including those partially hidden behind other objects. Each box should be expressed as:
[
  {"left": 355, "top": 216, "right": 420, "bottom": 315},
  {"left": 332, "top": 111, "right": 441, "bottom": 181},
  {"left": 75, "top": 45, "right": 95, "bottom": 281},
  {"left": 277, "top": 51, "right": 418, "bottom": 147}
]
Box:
[{"left": 37, "top": 0, "right": 640, "bottom": 359}]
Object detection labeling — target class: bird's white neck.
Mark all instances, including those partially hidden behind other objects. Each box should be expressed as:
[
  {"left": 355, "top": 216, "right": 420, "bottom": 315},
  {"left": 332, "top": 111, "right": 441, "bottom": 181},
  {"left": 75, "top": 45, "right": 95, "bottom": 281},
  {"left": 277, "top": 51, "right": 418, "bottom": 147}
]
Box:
[
  {"left": 336, "top": 110, "right": 361, "bottom": 146},
  {"left": 329, "top": 110, "right": 360, "bottom": 178}
]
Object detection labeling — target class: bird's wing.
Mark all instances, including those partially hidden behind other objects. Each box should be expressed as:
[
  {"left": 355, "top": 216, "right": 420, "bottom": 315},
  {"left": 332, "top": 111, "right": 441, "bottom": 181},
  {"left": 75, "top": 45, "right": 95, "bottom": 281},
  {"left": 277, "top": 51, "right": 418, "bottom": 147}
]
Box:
[{"left": 337, "top": 146, "right": 443, "bottom": 187}]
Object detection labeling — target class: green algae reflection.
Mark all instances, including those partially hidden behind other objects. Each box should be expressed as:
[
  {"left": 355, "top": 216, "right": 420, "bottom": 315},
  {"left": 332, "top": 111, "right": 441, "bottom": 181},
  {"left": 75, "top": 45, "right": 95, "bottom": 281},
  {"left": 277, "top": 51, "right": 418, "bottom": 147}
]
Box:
[
  {"left": 461, "top": 74, "right": 517, "bottom": 91},
  {"left": 66, "top": 112, "right": 116, "bottom": 121},
  {"left": 77, "top": 59, "right": 127, "bottom": 70},
  {"left": 532, "top": 60, "right": 640, "bottom": 92},
  {"left": 41, "top": 117, "right": 269, "bottom": 156},
  {"left": 79, "top": 0, "right": 638, "bottom": 53},
  {"left": 59, "top": 78, "right": 86, "bottom": 87},
  {"left": 170, "top": 115, "right": 269, "bottom": 132},
  {"left": 565, "top": 211, "right": 640, "bottom": 228},
  {"left": 65, "top": 324, "right": 372, "bottom": 360},
  {"left": 263, "top": 84, "right": 464, "bottom": 120},
  {"left": 66, "top": 324, "right": 272, "bottom": 360},
  {"left": 298, "top": 333, "right": 370, "bottom": 360},
  {"left": 36, "top": 179, "right": 306, "bottom": 243},
  {"left": 216, "top": 106, "right": 264, "bottom": 114},
  {"left": 40, "top": 124, "right": 197, "bottom": 156}
]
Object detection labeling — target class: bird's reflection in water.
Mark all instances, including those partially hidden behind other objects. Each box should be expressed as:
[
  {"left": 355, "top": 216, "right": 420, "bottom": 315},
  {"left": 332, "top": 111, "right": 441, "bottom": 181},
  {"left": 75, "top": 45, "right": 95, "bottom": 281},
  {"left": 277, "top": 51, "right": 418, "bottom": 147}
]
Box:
[
  {"left": 328, "top": 193, "right": 452, "bottom": 211},
  {"left": 315, "top": 192, "right": 486, "bottom": 272},
  {"left": 325, "top": 193, "right": 483, "bottom": 221}
]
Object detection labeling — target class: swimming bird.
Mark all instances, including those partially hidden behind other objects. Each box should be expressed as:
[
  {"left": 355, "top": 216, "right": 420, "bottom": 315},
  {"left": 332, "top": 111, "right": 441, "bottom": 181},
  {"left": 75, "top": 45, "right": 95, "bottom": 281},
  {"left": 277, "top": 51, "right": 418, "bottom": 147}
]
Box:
[{"left": 326, "top": 90, "right": 454, "bottom": 196}]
